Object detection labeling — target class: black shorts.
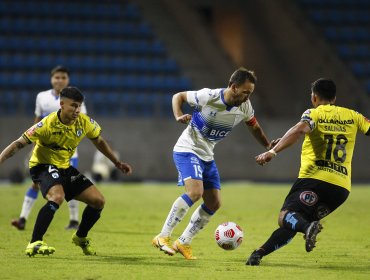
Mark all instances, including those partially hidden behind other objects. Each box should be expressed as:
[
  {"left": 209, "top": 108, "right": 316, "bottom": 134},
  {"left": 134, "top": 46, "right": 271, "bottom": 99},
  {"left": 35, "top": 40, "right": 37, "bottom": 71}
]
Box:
[
  {"left": 281, "top": 178, "right": 350, "bottom": 221},
  {"left": 30, "top": 164, "right": 94, "bottom": 201}
]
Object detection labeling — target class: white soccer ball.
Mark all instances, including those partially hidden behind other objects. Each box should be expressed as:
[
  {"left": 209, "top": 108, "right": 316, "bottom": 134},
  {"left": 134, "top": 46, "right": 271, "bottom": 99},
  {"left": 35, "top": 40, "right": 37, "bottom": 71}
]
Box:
[{"left": 214, "top": 221, "right": 244, "bottom": 250}]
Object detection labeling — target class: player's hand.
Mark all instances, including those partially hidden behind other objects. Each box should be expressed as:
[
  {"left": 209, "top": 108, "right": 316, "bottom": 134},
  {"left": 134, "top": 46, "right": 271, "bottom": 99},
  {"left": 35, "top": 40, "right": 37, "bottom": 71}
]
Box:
[
  {"left": 115, "top": 161, "right": 133, "bottom": 175},
  {"left": 255, "top": 152, "right": 275, "bottom": 166},
  {"left": 267, "top": 138, "right": 280, "bottom": 150},
  {"left": 176, "top": 114, "right": 192, "bottom": 124}
]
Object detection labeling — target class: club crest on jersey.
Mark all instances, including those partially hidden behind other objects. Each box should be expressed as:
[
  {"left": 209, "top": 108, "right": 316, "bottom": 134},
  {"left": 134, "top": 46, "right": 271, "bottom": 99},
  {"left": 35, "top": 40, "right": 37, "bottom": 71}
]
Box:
[
  {"left": 299, "top": 191, "right": 318, "bottom": 206},
  {"left": 37, "top": 122, "right": 43, "bottom": 127},
  {"left": 76, "top": 129, "right": 83, "bottom": 137}
]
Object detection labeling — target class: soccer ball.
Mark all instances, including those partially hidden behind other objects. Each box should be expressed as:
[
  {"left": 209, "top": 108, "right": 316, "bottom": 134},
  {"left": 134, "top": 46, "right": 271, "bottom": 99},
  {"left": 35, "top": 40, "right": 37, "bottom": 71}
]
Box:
[{"left": 214, "top": 222, "right": 244, "bottom": 250}]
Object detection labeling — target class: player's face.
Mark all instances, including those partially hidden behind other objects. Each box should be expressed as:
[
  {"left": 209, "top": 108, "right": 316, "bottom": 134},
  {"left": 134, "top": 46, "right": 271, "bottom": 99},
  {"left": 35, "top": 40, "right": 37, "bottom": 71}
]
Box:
[
  {"left": 60, "top": 97, "right": 82, "bottom": 122},
  {"left": 51, "top": 72, "right": 69, "bottom": 93},
  {"left": 231, "top": 81, "right": 255, "bottom": 106}
]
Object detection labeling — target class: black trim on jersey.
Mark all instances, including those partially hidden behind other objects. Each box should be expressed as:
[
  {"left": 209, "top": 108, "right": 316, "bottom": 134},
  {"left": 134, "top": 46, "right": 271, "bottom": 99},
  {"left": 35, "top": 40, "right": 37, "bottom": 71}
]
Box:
[
  {"left": 89, "top": 134, "right": 101, "bottom": 140},
  {"left": 366, "top": 127, "right": 370, "bottom": 136},
  {"left": 22, "top": 134, "right": 32, "bottom": 144}
]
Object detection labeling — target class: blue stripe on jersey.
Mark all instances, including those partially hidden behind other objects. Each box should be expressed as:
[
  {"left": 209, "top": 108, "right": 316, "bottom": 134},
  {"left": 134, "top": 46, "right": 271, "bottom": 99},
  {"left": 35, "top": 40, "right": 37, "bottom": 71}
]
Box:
[
  {"left": 191, "top": 111, "right": 233, "bottom": 141},
  {"left": 220, "top": 89, "right": 233, "bottom": 111}
]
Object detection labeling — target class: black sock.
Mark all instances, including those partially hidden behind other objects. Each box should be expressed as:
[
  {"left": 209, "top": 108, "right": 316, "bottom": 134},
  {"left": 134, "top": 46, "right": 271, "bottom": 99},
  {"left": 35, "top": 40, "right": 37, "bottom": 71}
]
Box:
[
  {"left": 76, "top": 206, "right": 103, "bottom": 238},
  {"left": 282, "top": 211, "right": 310, "bottom": 233},
  {"left": 257, "top": 228, "right": 297, "bottom": 256},
  {"left": 31, "top": 201, "right": 59, "bottom": 242}
]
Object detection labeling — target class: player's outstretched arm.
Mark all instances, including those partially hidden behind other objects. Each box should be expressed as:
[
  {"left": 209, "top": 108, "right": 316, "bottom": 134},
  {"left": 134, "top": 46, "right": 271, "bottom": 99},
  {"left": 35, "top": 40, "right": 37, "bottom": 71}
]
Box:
[
  {"left": 255, "top": 121, "right": 310, "bottom": 166},
  {"left": 91, "top": 136, "right": 132, "bottom": 175},
  {"left": 172, "top": 91, "right": 192, "bottom": 124},
  {"left": 246, "top": 118, "right": 271, "bottom": 149},
  {"left": 0, "top": 136, "right": 29, "bottom": 165}
]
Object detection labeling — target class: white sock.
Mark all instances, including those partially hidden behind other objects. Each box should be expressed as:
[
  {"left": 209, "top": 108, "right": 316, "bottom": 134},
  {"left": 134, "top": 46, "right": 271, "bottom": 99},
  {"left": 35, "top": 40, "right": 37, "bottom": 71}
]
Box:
[
  {"left": 178, "top": 205, "right": 213, "bottom": 245},
  {"left": 20, "top": 196, "right": 36, "bottom": 220},
  {"left": 160, "top": 195, "right": 192, "bottom": 237},
  {"left": 20, "top": 187, "right": 39, "bottom": 219},
  {"left": 68, "top": 199, "right": 79, "bottom": 221}
]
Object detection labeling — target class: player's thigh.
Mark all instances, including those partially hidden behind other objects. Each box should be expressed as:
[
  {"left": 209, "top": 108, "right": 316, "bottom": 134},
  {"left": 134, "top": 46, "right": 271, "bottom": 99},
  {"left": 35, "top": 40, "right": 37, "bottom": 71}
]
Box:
[
  {"left": 30, "top": 164, "right": 64, "bottom": 199},
  {"left": 202, "top": 188, "right": 221, "bottom": 211},
  {"left": 75, "top": 185, "right": 105, "bottom": 209},
  {"left": 45, "top": 184, "right": 65, "bottom": 205}
]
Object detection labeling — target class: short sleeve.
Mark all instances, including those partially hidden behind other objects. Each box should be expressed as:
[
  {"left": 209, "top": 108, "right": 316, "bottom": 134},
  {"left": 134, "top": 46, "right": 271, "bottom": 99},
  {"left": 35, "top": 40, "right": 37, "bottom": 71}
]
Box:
[
  {"left": 300, "top": 108, "right": 316, "bottom": 131},
  {"left": 355, "top": 112, "right": 370, "bottom": 135},
  {"left": 23, "top": 121, "right": 44, "bottom": 143},
  {"left": 86, "top": 117, "right": 102, "bottom": 139},
  {"left": 186, "top": 88, "right": 212, "bottom": 108}
]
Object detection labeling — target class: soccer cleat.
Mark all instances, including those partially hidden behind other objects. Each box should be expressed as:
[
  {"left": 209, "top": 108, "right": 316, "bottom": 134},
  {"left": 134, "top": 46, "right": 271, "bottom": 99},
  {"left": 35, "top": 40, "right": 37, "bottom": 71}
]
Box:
[
  {"left": 65, "top": 220, "right": 79, "bottom": 230},
  {"left": 25, "top": 241, "right": 55, "bottom": 257},
  {"left": 246, "top": 250, "right": 263, "bottom": 266},
  {"left": 72, "top": 232, "right": 96, "bottom": 255},
  {"left": 11, "top": 217, "right": 26, "bottom": 230},
  {"left": 152, "top": 235, "right": 176, "bottom": 256},
  {"left": 305, "top": 221, "right": 323, "bottom": 252},
  {"left": 173, "top": 240, "right": 197, "bottom": 260}
]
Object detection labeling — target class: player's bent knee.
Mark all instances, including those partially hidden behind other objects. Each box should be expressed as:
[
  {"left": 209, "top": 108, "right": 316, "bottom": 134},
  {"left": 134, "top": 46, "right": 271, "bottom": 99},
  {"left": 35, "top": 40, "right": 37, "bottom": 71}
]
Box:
[
  {"left": 278, "top": 210, "right": 288, "bottom": 227},
  {"left": 90, "top": 196, "right": 105, "bottom": 209},
  {"left": 188, "top": 192, "right": 203, "bottom": 202},
  {"left": 51, "top": 194, "right": 65, "bottom": 205}
]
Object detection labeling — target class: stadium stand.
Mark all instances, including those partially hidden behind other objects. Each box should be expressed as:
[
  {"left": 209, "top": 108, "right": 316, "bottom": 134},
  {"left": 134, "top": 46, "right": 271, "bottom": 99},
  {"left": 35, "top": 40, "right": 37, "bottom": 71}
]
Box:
[
  {"left": 0, "top": 0, "right": 191, "bottom": 117},
  {"left": 297, "top": 0, "right": 370, "bottom": 95}
]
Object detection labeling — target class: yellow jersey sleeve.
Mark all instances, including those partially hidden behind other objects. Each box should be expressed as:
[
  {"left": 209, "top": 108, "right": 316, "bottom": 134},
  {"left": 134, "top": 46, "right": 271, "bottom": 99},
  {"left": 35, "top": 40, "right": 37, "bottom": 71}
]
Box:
[
  {"left": 298, "top": 105, "right": 370, "bottom": 191},
  {"left": 85, "top": 116, "right": 101, "bottom": 140}
]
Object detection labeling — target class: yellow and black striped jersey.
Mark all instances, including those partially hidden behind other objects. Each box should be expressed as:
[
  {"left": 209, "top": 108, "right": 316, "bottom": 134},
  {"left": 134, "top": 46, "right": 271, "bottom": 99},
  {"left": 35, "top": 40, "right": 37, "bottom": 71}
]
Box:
[
  {"left": 23, "top": 111, "right": 101, "bottom": 169},
  {"left": 299, "top": 104, "right": 370, "bottom": 191}
]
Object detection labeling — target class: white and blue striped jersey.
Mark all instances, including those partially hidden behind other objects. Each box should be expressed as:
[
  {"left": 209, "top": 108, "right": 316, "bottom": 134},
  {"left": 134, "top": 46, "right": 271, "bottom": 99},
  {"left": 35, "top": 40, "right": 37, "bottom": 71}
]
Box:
[
  {"left": 34, "top": 89, "right": 87, "bottom": 159},
  {"left": 174, "top": 88, "right": 255, "bottom": 161}
]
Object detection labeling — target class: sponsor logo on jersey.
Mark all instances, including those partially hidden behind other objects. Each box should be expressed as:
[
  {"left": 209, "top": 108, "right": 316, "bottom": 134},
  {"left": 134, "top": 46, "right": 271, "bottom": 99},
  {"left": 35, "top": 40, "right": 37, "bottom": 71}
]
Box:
[
  {"left": 76, "top": 129, "right": 83, "bottom": 137},
  {"left": 299, "top": 191, "right": 318, "bottom": 206},
  {"left": 90, "top": 118, "right": 95, "bottom": 124},
  {"left": 26, "top": 126, "right": 37, "bottom": 136},
  {"left": 37, "top": 122, "right": 43, "bottom": 127},
  {"left": 318, "top": 118, "right": 354, "bottom": 125},
  {"left": 315, "top": 160, "right": 348, "bottom": 175},
  {"left": 209, "top": 129, "right": 229, "bottom": 138}
]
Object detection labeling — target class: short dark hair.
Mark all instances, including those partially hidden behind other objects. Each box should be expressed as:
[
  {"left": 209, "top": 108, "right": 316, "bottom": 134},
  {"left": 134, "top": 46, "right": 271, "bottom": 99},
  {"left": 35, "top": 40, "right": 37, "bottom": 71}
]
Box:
[
  {"left": 60, "top": 87, "right": 84, "bottom": 103},
  {"left": 311, "top": 78, "right": 336, "bottom": 101},
  {"left": 228, "top": 67, "right": 257, "bottom": 87},
  {"left": 51, "top": 65, "right": 70, "bottom": 77}
]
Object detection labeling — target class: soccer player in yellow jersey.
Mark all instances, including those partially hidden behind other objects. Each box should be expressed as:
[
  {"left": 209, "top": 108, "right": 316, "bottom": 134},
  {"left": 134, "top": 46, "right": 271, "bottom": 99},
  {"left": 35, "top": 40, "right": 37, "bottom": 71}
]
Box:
[
  {"left": 0, "top": 87, "right": 132, "bottom": 257},
  {"left": 246, "top": 78, "right": 370, "bottom": 266}
]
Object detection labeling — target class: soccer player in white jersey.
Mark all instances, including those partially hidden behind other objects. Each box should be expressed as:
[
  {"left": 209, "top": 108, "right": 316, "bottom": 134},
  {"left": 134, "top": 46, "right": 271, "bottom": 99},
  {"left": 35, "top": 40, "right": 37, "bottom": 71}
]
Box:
[
  {"left": 11, "top": 66, "right": 86, "bottom": 230},
  {"left": 152, "top": 67, "right": 279, "bottom": 259}
]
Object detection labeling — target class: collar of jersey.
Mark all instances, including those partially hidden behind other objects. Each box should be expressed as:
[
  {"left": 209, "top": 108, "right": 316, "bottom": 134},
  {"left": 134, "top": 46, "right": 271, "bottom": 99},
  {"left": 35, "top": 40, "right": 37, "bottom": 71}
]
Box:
[{"left": 220, "top": 89, "right": 234, "bottom": 111}]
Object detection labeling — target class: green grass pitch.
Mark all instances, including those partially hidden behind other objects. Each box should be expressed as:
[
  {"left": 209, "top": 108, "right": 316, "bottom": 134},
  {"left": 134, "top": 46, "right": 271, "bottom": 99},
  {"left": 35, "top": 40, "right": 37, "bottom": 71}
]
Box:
[{"left": 1, "top": 181, "right": 370, "bottom": 279}]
